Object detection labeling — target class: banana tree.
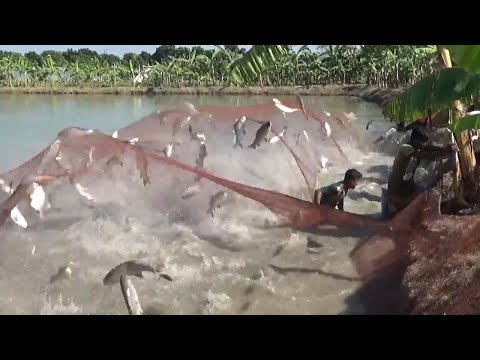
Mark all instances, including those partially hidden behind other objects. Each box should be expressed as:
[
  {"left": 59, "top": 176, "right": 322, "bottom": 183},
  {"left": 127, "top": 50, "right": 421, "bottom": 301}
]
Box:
[
  {"left": 384, "top": 45, "right": 480, "bottom": 204},
  {"left": 229, "top": 45, "right": 292, "bottom": 86}
]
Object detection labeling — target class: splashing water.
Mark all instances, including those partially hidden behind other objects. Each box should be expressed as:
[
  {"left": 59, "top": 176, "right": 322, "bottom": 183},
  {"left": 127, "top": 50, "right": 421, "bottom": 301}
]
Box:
[{"left": 0, "top": 96, "right": 397, "bottom": 315}]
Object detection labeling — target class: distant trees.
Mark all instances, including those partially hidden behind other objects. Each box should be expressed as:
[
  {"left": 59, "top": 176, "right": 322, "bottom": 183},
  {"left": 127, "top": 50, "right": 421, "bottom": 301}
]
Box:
[{"left": 0, "top": 45, "right": 436, "bottom": 88}]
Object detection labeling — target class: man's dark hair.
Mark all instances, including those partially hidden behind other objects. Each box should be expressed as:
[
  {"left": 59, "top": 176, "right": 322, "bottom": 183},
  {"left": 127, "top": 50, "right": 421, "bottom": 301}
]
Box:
[
  {"left": 409, "top": 127, "right": 429, "bottom": 144},
  {"left": 344, "top": 168, "right": 363, "bottom": 182}
]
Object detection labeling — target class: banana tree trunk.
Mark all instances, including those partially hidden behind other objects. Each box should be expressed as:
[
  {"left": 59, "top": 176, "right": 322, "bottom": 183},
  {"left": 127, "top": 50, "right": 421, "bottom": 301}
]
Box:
[{"left": 437, "top": 46, "right": 477, "bottom": 204}]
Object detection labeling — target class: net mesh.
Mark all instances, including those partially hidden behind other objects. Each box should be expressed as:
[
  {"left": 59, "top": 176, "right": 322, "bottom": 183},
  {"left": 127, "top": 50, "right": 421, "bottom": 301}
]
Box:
[{"left": 0, "top": 96, "right": 430, "bottom": 280}]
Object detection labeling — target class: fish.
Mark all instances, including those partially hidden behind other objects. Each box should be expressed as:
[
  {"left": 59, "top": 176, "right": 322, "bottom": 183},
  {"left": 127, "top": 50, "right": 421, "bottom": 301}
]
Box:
[
  {"left": 196, "top": 143, "right": 208, "bottom": 169},
  {"left": 272, "top": 98, "right": 300, "bottom": 114},
  {"left": 163, "top": 143, "right": 173, "bottom": 158},
  {"left": 0, "top": 178, "right": 13, "bottom": 194},
  {"left": 10, "top": 206, "right": 28, "bottom": 228},
  {"left": 249, "top": 121, "right": 272, "bottom": 149},
  {"left": 320, "top": 156, "right": 329, "bottom": 168},
  {"left": 178, "top": 115, "right": 191, "bottom": 130},
  {"left": 75, "top": 183, "right": 95, "bottom": 201},
  {"left": 182, "top": 183, "right": 201, "bottom": 199},
  {"left": 233, "top": 116, "right": 247, "bottom": 148},
  {"left": 269, "top": 126, "right": 288, "bottom": 144},
  {"left": 112, "top": 130, "right": 119, "bottom": 138},
  {"left": 87, "top": 147, "right": 94, "bottom": 167},
  {"left": 103, "top": 260, "right": 172, "bottom": 285},
  {"left": 374, "top": 127, "right": 397, "bottom": 144},
  {"left": 324, "top": 122, "right": 332, "bottom": 137},
  {"left": 324, "top": 111, "right": 331, "bottom": 117},
  {"left": 206, "top": 191, "right": 228, "bottom": 218},
  {"left": 50, "top": 265, "right": 72, "bottom": 284},
  {"left": 0, "top": 174, "right": 57, "bottom": 228},
  {"left": 189, "top": 125, "right": 206, "bottom": 144},
  {"left": 183, "top": 101, "right": 200, "bottom": 115},
  {"left": 119, "top": 275, "right": 144, "bottom": 315},
  {"left": 128, "top": 138, "right": 139, "bottom": 145},
  {"left": 30, "top": 182, "right": 48, "bottom": 218}
]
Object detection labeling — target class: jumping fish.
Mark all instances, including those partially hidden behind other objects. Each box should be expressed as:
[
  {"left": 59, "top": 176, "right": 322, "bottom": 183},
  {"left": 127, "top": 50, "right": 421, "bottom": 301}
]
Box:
[
  {"left": 233, "top": 116, "right": 247, "bottom": 148},
  {"left": 269, "top": 126, "right": 287, "bottom": 144},
  {"left": 189, "top": 125, "right": 206, "bottom": 144},
  {"left": 249, "top": 121, "right": 272, "bottom": 149},
  {"left": 75, "top": 183, "right": 95, "bottom": 201},
  {"left": 119, "top": 275, "right": 144, "bottom": 315},
  {"left": 163, "top": 143, "right": 173, "bottom": 158},
  {"left": 273, "top": 98, "right": 300, "bottom": 114},
  {"left": 103, "top": 260, "right": 172, "bottom": 285},
  {"left": 196, "top": 143, "right": 208, "bottom": 169},
  {"left": 206, "top": 191, "right": 228, "bottom": 218},
  {"left": 50, "top": 265, "right": 72, "bottom": 284},
  {"left": 182, "top": 183, "right": 201, "bottom": 199}
]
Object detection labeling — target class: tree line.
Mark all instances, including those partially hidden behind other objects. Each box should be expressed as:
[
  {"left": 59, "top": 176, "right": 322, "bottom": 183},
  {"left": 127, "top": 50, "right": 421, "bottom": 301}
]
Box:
[{"left": 0, "top": 45, "right": 436, "bottom": 88}]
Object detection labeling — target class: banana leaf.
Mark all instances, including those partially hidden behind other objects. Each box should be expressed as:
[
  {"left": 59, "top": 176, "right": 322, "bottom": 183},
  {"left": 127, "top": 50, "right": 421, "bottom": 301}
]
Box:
[
  {"left": 384, "top": 66, "right": 480, "bottom": 122},
  {"left": 449, "top": 113, "right": 480, "bottom": 133},
  {"left": 230, "top": 45, "right": 291, "bottom": 85},
  {"left": 442, "top": 45, "right": 480, "bottom": 75}
]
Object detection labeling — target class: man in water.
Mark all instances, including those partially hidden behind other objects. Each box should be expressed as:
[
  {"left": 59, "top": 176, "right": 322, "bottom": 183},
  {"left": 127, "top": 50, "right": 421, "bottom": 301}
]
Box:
[
  {"left": 314, "top": 169, "right": 363, "bottom": 211},
  {"left": 387, "top": 128, "right": 458, "bottom": 216}
]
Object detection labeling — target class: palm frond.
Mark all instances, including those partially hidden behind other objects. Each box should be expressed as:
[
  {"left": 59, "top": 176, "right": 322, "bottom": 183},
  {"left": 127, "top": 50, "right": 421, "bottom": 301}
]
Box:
[{"left": 384, "top": 66, "right": 480, "bottom": 122}]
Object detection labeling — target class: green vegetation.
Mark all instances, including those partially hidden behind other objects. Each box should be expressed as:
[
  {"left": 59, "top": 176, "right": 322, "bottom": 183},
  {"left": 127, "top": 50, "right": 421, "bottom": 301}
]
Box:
[
  {"left": 384, "top": 45, "right": 480, "bottom": 205},
  {"left": 0, "top": 45, "right": 437, "bottom": 88}
]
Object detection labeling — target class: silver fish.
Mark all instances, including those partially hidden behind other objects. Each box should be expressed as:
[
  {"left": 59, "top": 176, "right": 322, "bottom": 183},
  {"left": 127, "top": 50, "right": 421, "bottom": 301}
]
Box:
[
  {"left": 163, "top": 143, "right": 173, "bottom": 158},
  {"left": 196, "top": 143, "right": 207, "bottom": 169},
  {"left": 206, "top": 191, "right": 228, "bottom": 218},
  {"left": 182, "top": 183, "right": 201, "bottom": 199},
  {"left": 233, "top": 116, "right": 247, "bottom": 148},
  {"left": 249, "top": 121, "right": 272, "bottom": 149},
  {"left": 87, "top": 146, "right": 95, "bottom": 167},
  {"left": 269, "top": 126, "right": 287, "bottom": 144},
  {"left": 50, "top": 265, "right": 72, "bottom": 284},
  {"left": 189, "top": 125, "right": 206, "bottom": 144},
  {"left": 120, "top": 275, "right": 144, "bottom": 315},
  {"left": 103, "top": 260, "right": 172, "bottom": 285}
]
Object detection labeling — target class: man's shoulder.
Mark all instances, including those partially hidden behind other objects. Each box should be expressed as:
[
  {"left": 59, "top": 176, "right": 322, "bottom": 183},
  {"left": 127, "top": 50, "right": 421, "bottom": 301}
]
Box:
[
  {"left": 321, "top": 181, "right": 343, "bottom": 194},
  {"left": 398, "top": 143, "right": 416, "bottom": 156}
]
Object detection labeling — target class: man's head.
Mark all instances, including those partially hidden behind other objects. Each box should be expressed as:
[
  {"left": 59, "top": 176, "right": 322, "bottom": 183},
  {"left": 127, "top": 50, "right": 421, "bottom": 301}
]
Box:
[
  {"left": 409, "top": 128, "right": 429, "bottom": 149},
  {"left": 344, "top": 168, "right": 363, "bottom": 190}
]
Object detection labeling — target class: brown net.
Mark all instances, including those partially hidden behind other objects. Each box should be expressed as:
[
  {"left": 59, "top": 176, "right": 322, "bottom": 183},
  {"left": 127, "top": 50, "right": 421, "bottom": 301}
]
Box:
[{"left": 0, "top": 96, "right": 379, "bottom": 231}]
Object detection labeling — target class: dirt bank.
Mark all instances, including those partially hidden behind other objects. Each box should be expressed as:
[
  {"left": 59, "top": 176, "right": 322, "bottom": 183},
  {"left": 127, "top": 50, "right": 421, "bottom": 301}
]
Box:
[{"left": 0, "top": 84, "right": 403, "bottom": 108}]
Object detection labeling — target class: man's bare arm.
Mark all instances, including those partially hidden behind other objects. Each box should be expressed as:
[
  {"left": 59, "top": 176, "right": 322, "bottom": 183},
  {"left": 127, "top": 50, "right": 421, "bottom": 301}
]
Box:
[{"left": 313, "top": 189, "right": 322, "bottom": 205}]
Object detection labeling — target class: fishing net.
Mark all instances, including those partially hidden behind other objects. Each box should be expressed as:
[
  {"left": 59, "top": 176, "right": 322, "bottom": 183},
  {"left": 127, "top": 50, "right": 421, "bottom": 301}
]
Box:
[{"left": 0, "top": 96, "right": 386, "bottom": 233}]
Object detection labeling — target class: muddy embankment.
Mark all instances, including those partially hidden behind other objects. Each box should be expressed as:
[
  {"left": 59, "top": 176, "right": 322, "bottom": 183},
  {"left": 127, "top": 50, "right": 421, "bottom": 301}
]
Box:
[{"left": 0, "top": 84, "right": 402, "bottom": 107}]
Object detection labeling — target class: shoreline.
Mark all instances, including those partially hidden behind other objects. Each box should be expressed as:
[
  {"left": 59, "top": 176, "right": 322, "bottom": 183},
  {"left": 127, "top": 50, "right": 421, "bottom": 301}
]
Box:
[{"left": 0, "top": 84, "right": 404, "bottom": 108}]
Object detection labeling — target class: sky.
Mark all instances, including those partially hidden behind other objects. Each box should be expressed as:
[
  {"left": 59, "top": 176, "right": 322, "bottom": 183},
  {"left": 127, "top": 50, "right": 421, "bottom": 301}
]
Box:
[{"left": 0, "top": 45, "right": 316, "bottom": 56}]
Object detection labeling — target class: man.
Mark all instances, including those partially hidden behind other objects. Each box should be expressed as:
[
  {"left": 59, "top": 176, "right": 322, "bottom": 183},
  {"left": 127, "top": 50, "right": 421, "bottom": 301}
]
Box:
[
  {"left": 396, "top": 116, "right": 429, "bottom": 133},
  {"left": 314, "top": 169, "right": 363, "bottom": 211},
  {"left": 387, "top": 128, "right": 458, "bottom": 216}
]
